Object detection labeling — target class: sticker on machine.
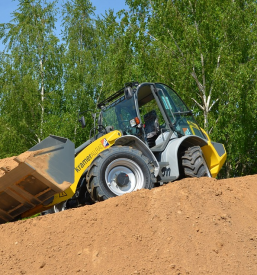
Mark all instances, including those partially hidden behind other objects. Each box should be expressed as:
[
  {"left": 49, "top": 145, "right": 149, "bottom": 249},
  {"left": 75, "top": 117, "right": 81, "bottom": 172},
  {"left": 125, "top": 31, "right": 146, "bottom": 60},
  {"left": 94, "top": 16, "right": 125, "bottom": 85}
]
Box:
[
  {"left": 101, "top": 138, "right": 109, "bottom": 148},
  {"left": 183, "top": 128, "right": 192, "bottom": 135}
]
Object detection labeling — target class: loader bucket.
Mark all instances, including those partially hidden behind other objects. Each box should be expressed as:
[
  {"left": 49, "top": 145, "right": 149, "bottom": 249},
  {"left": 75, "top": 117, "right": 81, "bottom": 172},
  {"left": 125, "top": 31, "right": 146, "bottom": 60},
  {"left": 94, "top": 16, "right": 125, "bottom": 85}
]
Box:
[{"left": 0, "top": 135, "right": 74, "bottom": 224}]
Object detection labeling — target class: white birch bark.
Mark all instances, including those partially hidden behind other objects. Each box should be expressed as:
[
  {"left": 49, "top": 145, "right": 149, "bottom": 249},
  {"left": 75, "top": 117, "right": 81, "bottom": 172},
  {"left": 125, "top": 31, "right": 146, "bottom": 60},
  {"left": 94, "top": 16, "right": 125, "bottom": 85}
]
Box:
[{"left": 39, "top": 58, "right": 44, "bottom": 143}]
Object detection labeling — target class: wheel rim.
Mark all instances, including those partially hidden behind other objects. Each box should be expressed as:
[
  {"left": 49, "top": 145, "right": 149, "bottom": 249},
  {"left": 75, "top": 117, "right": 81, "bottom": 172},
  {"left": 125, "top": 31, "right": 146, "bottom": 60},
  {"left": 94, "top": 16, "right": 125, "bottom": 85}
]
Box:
[
  {"left": 53, "top": 201, "right": 66, "bottom": 213},
  {"left": 204, "top": 161, "right": 212, "bottom": 177},
  {"left": 105, "top": 158, "right": 145, "bottom": 196},
  {"left": 202, "top": 157, "right": 212, "bottom": 177}
]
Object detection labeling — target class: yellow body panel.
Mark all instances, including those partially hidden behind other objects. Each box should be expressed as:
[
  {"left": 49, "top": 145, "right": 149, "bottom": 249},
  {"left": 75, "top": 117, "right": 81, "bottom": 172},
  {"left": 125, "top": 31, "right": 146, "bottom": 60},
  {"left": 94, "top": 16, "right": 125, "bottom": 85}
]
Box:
[
  {"left": 200, "top": 128, "right": 227, "bottom": 178},
  {"left": 47, "top": 130, "right": 122, "bottom": 206}
]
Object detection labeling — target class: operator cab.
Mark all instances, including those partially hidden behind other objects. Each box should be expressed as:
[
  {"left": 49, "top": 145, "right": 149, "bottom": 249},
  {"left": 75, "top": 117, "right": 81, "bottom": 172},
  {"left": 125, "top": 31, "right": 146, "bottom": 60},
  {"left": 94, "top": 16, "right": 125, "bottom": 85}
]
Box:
[
  {"left": 99, "top": 82, "right": 205, "bottom": 149},
  {"left": 136, "top": 83, "right": 205, "bottom": 148}
]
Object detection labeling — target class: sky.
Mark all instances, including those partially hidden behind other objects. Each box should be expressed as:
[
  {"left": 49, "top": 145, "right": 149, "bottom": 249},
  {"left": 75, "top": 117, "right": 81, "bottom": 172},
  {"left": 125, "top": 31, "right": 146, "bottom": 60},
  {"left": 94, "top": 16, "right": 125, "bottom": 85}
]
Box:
[{"left": 0, "top": 0, "right": 128, "bottom": 51}]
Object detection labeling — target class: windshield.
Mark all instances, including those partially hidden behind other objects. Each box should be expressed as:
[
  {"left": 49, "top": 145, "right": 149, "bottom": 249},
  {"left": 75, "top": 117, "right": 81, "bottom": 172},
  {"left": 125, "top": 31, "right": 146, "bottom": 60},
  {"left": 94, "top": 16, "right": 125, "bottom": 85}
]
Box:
[
  {"left": 101, "top": 96, "right": 139, "bottom": 135},
  {"left": 156, "top": 83, "right": 205, "bottom": 139}
]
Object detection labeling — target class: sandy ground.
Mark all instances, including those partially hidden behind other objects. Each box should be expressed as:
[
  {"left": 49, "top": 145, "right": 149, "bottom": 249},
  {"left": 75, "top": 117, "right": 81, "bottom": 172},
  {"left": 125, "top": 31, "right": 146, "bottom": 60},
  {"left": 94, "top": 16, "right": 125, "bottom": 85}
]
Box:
[{"left": 0, "top": 175, "right": 257, "bottom": 274}]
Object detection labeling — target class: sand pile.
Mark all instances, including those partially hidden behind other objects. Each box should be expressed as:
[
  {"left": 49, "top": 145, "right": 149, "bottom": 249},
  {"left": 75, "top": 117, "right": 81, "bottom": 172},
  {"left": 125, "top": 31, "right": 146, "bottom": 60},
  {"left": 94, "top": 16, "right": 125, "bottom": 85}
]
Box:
[
  {"left": 0, "top": 151, "right": 38, "bottom": 177},
  {"left": 0, "top": 175, "right": 257, "bottom": 274}
]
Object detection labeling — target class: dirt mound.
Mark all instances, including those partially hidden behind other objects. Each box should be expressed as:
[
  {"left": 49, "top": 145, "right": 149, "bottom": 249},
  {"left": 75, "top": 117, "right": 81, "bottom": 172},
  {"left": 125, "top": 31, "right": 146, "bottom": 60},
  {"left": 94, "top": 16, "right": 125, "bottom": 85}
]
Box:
[
  {"left": 0, "top": 151, "right": 43, "bottom": 177},
  {"left": 1, "top": 175, "right": 257, "bottom": 274}
]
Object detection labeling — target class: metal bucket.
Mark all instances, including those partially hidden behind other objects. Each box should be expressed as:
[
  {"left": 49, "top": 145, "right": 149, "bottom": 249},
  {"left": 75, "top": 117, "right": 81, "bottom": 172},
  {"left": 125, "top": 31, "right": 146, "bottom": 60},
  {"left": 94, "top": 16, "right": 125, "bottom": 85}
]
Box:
[{"left": 0, "top": 135, "right": 74, "bottom": 224}]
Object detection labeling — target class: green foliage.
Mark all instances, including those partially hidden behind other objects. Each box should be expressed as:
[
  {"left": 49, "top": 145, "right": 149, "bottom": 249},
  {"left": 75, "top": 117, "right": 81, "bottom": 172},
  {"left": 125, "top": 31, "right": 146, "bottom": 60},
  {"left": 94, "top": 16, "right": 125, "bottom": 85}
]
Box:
[
  {"left": 0, "top": 0, "right": 256, "bottom": 177},
  {"left": 61, "top": 0, "right": 96, "bottom": 147},
  {"left": 0, "top": 0, "right": 63, "bottom": 157}
]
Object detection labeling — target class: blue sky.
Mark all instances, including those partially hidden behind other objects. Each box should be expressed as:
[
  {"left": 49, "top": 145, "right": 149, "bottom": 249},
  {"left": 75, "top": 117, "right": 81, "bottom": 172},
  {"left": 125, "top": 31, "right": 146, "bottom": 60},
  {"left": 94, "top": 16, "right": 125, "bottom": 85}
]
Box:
[{"left": 0, "top": 0, "right": 128, "bottom": 51}]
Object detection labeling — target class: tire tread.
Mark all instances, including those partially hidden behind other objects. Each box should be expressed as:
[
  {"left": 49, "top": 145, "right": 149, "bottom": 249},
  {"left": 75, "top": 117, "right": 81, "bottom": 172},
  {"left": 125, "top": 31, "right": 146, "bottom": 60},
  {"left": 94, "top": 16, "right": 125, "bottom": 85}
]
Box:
[{"left": 181, "top": 146, "right": 210, "bottom": 178}]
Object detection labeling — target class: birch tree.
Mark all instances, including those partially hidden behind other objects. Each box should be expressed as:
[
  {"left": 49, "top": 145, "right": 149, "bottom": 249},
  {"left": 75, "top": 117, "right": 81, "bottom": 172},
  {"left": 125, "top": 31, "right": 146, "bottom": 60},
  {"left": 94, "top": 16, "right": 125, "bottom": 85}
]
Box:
[
  {"left": 61, "top": 0, "right": 96, "bottom": 146},
  {"left": 0, "top": 0, "right": 62, "bottom": 154}
]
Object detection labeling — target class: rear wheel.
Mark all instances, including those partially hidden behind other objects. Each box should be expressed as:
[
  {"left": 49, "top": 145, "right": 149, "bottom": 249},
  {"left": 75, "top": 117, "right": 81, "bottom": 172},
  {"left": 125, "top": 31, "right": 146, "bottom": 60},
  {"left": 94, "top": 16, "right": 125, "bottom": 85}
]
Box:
[
  {"left": 181, "top": 146, "right": 211, "bottom": 177},
  {"left": 86, "top": 146, "right": 156, "bottom": 202}
]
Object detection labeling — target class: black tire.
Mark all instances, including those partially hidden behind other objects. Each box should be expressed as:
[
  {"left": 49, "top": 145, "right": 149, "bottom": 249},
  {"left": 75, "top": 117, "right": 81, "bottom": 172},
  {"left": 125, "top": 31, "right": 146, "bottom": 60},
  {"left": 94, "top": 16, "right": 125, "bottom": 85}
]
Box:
[
  {"left": 181, "top": 146, "right": 211, "bottom": 178},
  {"left": 86, "top": 146, "right": 156, "bottom": 202}
]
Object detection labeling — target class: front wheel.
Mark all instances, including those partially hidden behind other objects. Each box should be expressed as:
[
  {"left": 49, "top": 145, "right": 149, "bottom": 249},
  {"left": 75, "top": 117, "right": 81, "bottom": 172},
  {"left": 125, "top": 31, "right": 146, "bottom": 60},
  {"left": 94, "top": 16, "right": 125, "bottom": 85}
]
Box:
[
  {"left": 181, "top": 146, "right": 211, "bottom": 178},
  {"left": 86, "top": 146, "right": 156, "bottom": 202},
  {"left": 41, "top": 201, "right": 66, "bottom": 215}
]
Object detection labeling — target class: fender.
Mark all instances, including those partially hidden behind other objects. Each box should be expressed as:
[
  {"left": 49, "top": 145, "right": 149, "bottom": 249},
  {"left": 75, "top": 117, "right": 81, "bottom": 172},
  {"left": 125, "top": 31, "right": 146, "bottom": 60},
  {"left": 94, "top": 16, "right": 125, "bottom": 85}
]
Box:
[
  {"left": 200, "top": 128, "right": 227, "bottom": 178},
  {"left": 115, "top": 135, "right": 160, "bottom": 177}
]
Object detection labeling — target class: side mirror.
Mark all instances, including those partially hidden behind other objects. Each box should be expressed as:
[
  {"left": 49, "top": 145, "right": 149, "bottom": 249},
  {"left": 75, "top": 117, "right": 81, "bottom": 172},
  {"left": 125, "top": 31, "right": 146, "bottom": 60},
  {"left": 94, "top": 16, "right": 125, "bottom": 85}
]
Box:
[
  {"left": 124, "top": 86, "right": 133, "bottom": 99},
  {"left": 79, "top": 116, "right": 86, "bottom": 128}
]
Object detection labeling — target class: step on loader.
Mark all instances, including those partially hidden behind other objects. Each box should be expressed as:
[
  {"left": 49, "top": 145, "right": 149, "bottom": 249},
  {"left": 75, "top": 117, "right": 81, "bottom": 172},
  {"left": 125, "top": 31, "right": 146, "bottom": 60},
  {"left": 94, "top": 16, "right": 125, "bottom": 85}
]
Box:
[{"left": 0, "top": 82, "right": 226, "bottom": 223}]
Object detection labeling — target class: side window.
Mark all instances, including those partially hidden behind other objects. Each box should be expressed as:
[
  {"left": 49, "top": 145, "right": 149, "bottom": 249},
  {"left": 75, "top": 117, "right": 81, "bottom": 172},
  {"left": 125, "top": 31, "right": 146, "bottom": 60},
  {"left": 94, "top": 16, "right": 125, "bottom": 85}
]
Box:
[
  {"left": 102, "top": 107, "right": 119, "bottom": 129},
  {"left": 139, "top": 99, "right": 165, "bottom": 127},
  {"left": 120, "top": 107, "right": 132, "bottom": 121}
]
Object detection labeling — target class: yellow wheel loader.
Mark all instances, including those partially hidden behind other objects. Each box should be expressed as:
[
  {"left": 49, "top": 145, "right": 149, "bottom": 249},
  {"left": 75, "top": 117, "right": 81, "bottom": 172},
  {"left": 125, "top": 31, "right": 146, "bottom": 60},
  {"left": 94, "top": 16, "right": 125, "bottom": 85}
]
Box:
[{"left": 0, "top": 82, "right": 226, "bottom": 223}]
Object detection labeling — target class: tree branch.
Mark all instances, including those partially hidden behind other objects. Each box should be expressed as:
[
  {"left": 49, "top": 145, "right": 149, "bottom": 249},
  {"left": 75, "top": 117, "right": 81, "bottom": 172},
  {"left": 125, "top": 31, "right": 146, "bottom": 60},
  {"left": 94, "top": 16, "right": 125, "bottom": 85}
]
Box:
[
  {"left": 144, "top": 31, "right": 168, "bottom": 49},
  {"left": 201, "top": 53, "right": 206, "bottom": 90},
  {"left": 191, "top": 69, "right": 204, "bottom": 93},
  {"left": 167, "top": 29, "right": 185, "bottom": 60},
  {"left": 191, "top": 98, "right": 204, "bottom": 110},
  {"left": 209, "top": 98, "right": 219, "bottom": 111},
  {"left": 95, "top": 81, "right": 104, "bottom": 110}
]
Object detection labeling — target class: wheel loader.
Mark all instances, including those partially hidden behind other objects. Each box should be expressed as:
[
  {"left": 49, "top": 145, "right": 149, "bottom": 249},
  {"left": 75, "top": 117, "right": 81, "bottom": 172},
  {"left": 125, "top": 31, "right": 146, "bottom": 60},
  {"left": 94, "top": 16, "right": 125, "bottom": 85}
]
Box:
[{"left": 0, "top": 82, "right": 226, "bottom": 223}]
